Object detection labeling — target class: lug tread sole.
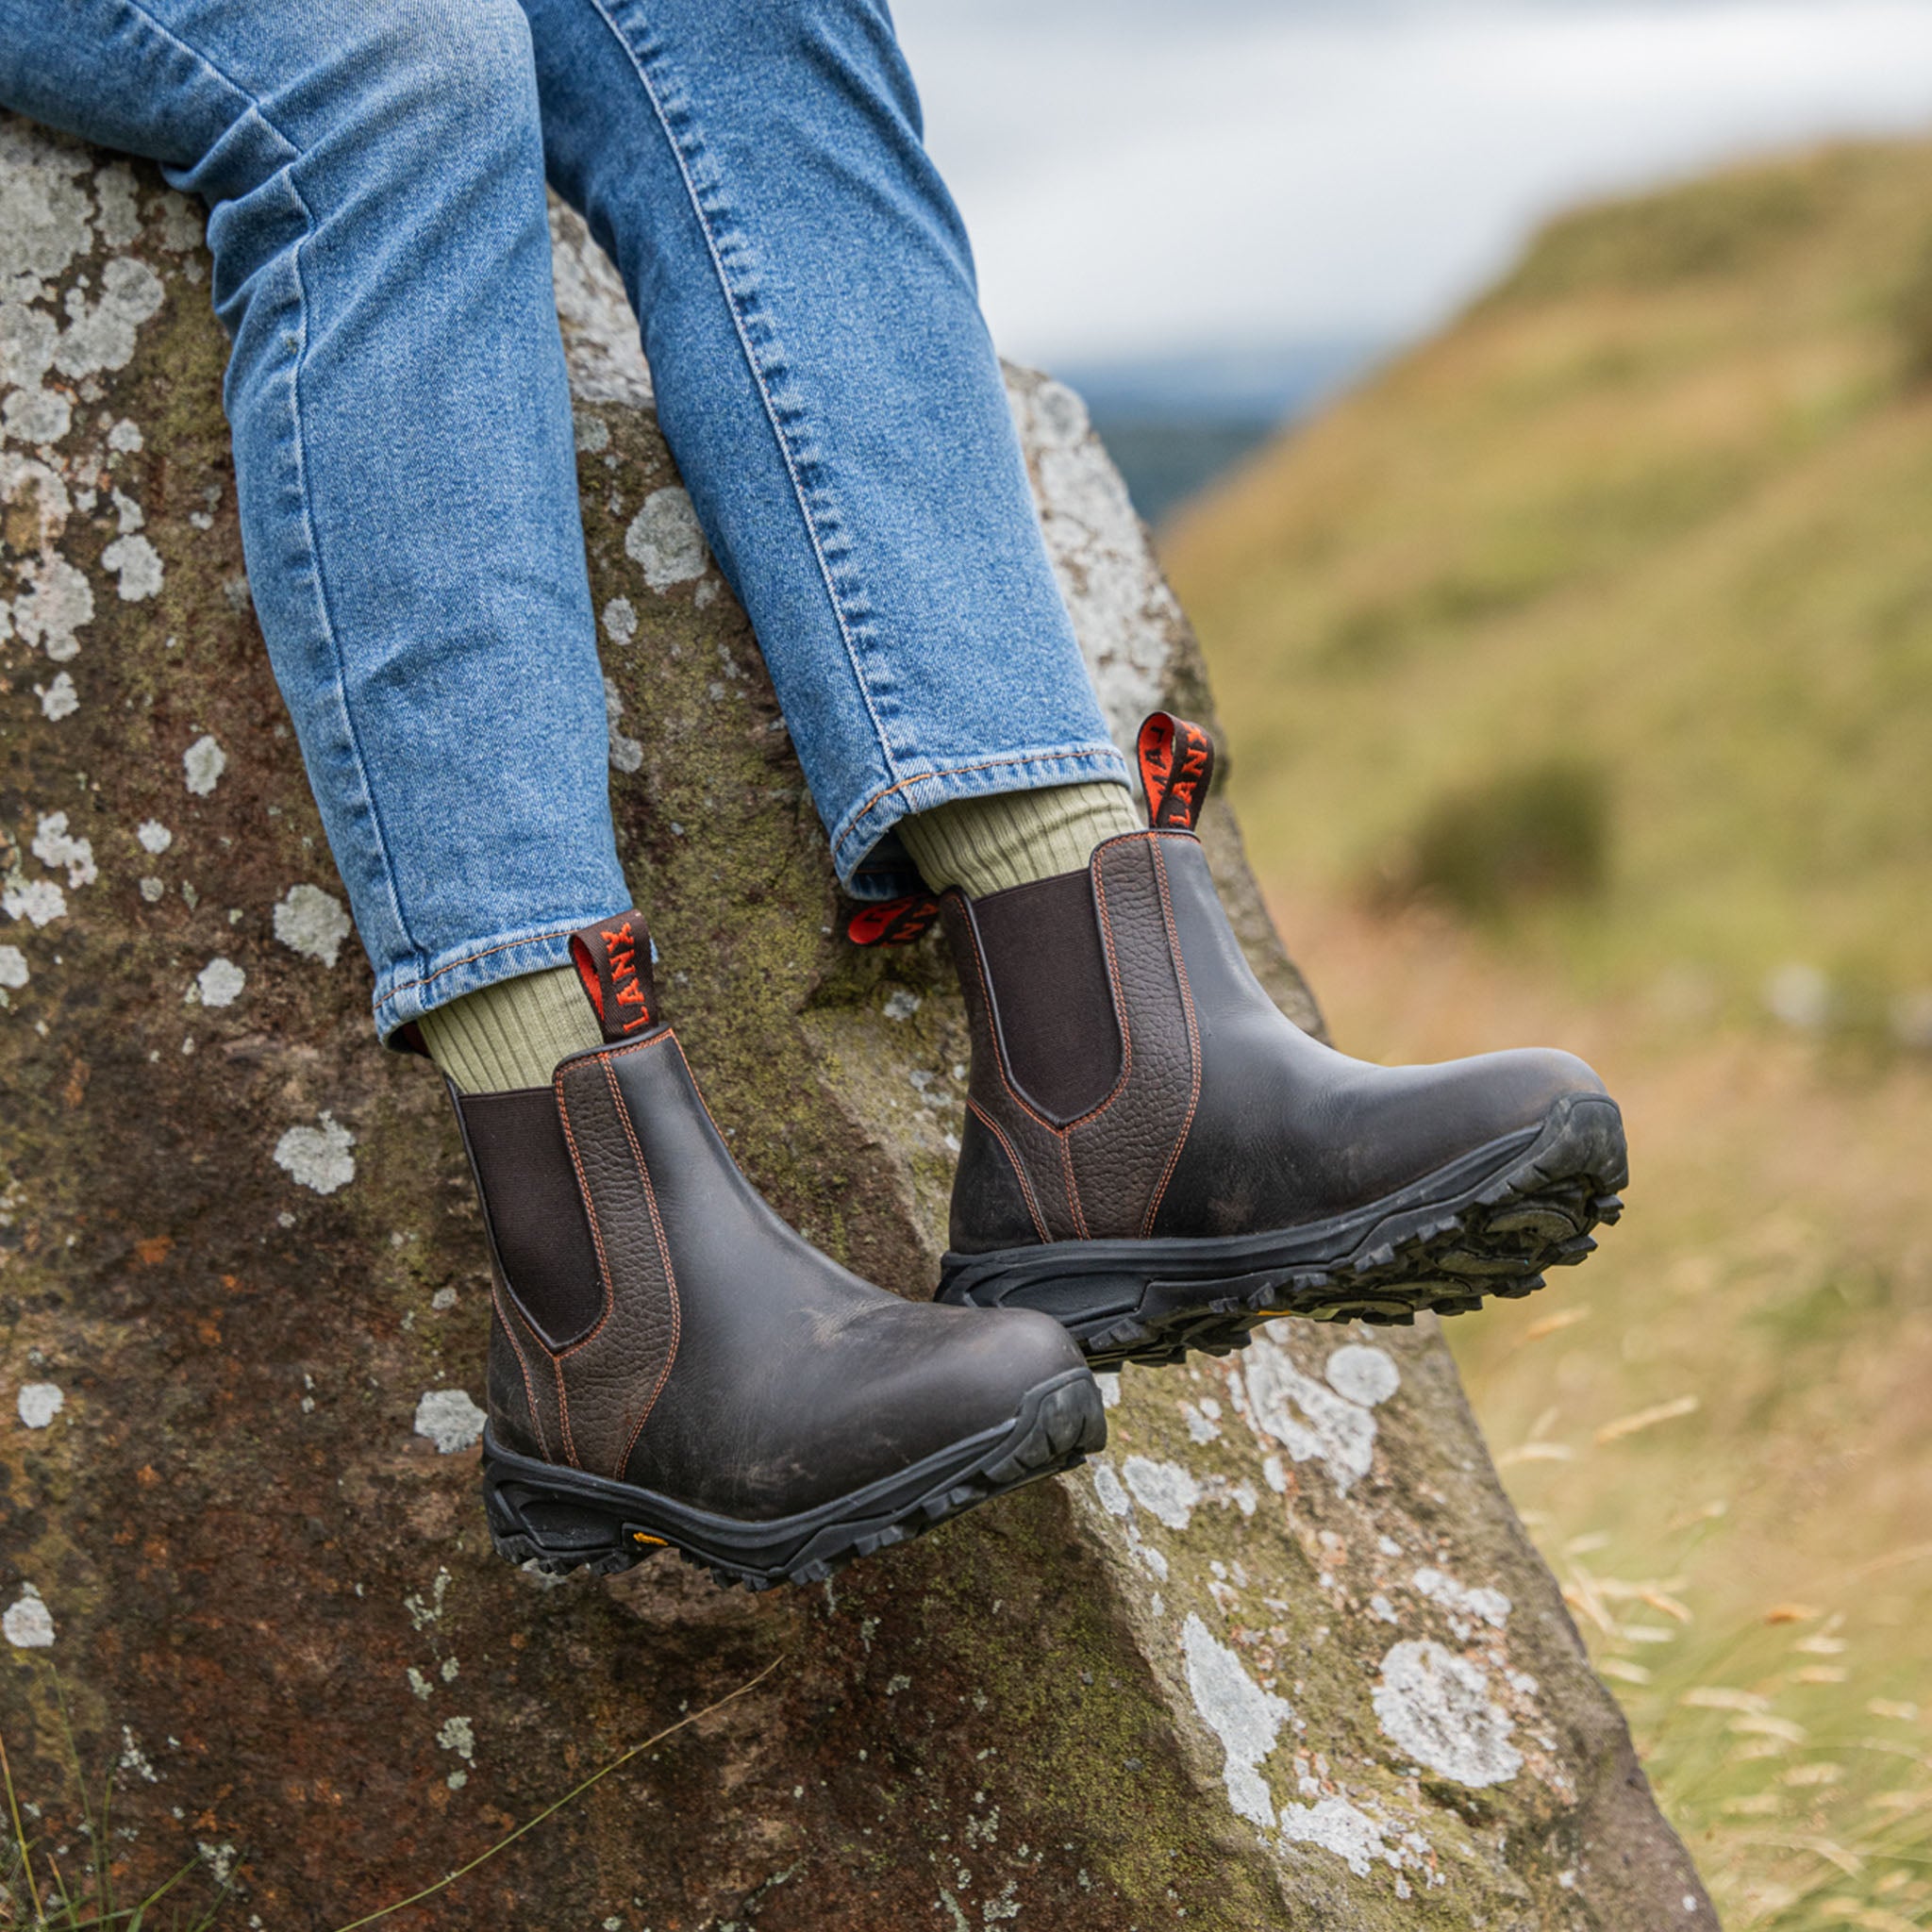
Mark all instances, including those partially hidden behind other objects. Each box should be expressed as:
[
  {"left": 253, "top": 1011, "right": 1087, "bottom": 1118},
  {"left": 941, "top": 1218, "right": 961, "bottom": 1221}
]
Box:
[
  {"left": 941, "top": 1093, "right": 1626, "bottom": 1371},
  {"left": 482, "top": 1368, "right": 1105, "bottom": 1592}
]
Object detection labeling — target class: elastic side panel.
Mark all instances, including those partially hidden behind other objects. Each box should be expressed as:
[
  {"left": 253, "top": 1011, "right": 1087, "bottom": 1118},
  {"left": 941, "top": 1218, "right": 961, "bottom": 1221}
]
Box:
[
  {"left": 459, "top": 1087, "right": 603, "bottom": 1348},
  {"left": 972, "top": 869, "right": 1124, "bottom": 1123}
]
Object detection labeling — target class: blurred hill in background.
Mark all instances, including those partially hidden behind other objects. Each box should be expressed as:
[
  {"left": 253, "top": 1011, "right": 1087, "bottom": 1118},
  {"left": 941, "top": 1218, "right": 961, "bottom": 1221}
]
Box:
[
  {"left": 1166, "top": 137, "right": 1932, "bottom": 1044},
  {"left": 1154, "top": 140, "right": 1932, "bottom": 1931}
]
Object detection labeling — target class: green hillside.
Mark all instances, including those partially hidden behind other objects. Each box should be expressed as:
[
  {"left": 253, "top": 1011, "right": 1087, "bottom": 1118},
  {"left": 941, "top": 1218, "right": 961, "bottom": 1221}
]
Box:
[{"left": 1166, "top": 140, "right": 1932, "bottom": 1034}]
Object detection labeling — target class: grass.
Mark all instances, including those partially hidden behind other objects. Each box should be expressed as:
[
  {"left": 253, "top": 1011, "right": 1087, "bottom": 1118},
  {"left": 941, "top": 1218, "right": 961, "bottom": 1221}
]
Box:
[
  {"left": 0, "top": 1662, "right": 780, "bottom": 1930},
  {"left": 1163, "top": 146, "right": 1932, "bottom": 1914},
  {"left": 0, "top": 1688, "right": 229, "bottom": 1932},
  {"left": 1257, "top": 890, "right": 1932, "bottom": 1929},
  {"left": 1163, "top": 137, "right": 1932, "bottom": 1031}
]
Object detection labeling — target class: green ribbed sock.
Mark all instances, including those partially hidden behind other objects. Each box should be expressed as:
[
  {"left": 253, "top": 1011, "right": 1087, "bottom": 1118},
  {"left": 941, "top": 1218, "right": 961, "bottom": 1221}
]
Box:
[
  {"left": 899, "top": 781, "right": 1141, "bottom": 899},
  {"left": 418, "top": 963, "right": 604, "bottom": 1094}
]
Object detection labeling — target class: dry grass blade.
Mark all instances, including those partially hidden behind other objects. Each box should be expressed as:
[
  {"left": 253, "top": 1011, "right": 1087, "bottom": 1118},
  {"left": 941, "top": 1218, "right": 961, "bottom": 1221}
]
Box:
[
  {"left": 1594, "top": 1395, "right": 1700, "bottom": 1445},
  {"left": 329, "top": 1656, "right": 784, "bottom": 1932},
  {"left": 0, "top": 1726, "right": 43, "bottom": 1924}
]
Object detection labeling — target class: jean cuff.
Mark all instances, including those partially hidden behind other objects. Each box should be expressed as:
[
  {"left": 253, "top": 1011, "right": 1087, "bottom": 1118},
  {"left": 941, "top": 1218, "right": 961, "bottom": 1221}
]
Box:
[
  {"left": 371, "top": 908, "right": 630, "bottom": 1044},
  {"left": 832, "top": 741, "right": 1135, "bottom": 902}
]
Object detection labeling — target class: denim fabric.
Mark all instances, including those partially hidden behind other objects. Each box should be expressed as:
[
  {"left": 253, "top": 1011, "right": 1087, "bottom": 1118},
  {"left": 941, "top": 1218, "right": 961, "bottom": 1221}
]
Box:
[{"left": 1, "top": 0, "right": 1127, "bottom": 1037}]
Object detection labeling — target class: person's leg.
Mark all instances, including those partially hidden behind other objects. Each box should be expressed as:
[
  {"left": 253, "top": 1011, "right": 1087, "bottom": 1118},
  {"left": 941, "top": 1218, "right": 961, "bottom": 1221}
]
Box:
[
  {"left": 520, "top": 0, "right": 1137, "bottom": 905},
  {"left": 516, "top": 0, "right": 1624, "bottom": 1368},
  {"left": 2, "top": 0, "right": 628, "bottom": 1053},
  {"left": 0, "top": 0, "right": 1102, "bottom": 1585}
]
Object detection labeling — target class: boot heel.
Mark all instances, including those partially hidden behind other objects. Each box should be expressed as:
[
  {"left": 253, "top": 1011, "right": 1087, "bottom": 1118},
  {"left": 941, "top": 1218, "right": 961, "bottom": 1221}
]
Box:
[{"left": 482, "top": 1441, "right": 665, "bottom": 1579}]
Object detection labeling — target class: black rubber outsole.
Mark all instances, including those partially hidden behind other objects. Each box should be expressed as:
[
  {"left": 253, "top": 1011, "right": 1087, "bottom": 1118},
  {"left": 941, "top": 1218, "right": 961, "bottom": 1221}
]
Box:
[
  {"left": 937, "top": 1092, "right": 1627, "bottom": 1371},
  {"left": 481, "top": 1367, "right": 1106, "bottom": 1592}
]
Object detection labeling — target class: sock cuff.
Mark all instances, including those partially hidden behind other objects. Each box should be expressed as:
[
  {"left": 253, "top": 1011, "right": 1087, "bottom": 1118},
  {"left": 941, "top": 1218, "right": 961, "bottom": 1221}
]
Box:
[
  {"left": 899, "top": 780, "right": 1141, "bottom": 898},
  {"left": 417, "top": 962, "right": 604, "bottom": 1094}
]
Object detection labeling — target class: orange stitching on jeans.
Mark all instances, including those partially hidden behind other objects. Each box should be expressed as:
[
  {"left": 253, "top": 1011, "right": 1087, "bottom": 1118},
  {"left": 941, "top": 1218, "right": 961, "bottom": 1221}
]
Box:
[
  {"left": 837, "top": 747, "right": 1125, "bottom": 857},
  {"left": 375, "top": 915, "right": 623, "bottom": 1014}
]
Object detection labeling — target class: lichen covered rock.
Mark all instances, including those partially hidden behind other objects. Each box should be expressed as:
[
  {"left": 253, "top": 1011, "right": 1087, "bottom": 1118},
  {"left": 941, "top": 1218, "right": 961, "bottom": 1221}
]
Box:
[{"left": 0, "top": 116, "right": 1710, "bottom": 1927}]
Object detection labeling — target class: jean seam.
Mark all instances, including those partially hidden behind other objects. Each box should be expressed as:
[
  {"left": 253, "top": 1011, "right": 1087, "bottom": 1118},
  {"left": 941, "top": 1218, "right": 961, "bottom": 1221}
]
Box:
[
  {"left": 583, "top": 0, "right": 903, "bottom": 788},
  {"left": 831, "top": 745, "right": 1127, "bottom": 859},
  {"left": 372, "top": 916, "right": 611, "bottom": 1017},
  {"left": 117, "top": 0, "right": 421, "bottom": 973}
]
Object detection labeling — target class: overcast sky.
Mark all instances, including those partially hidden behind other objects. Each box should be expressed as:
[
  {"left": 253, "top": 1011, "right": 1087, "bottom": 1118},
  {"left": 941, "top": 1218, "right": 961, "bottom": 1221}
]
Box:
[{"left": 890, "top": 0, "right": 1932, "bottom": 364}]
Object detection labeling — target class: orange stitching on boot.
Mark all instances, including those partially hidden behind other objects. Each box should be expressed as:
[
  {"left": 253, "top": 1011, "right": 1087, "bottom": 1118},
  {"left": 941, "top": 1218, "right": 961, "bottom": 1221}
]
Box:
[
  {"left": 491, "top": 1284, "right": 551, "bottom": 1464},
  {"left": 1141, "top": 836, "right": 1203, "bottom": 1239},
  {"left": 605, "top": 1056, "right": 682, "bottom": 1484},
  {"left": 967, "top": 1098, "right": 1051, "bottom": 1245},
  {"left": 553, "top": 1353, "right": 578, "bottom": 1470},
  {"left": 1059, "top": 1129, "right": 1090, "bottom": 1240},
  {"left": 1063, "top": 844, "right": 1136, "bottom": 1130},
  {"left": 957, "top": 895, "right": 1062, "bottom": 1137},
  {"left": 554, "top": 1069, "right": 618, "bottom": 1348},
  {"left": 552, "top": 1038, "right": 675, "bottom": 1359}
]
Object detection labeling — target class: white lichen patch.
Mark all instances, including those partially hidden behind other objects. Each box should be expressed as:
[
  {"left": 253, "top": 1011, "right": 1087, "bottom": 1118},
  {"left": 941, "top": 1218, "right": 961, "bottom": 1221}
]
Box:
[
  {"left": 182, "top": 734, "right": 225, "bottom": 796},
  {"left": 0, "top": 944, "right": 27, "bottom": 989},
  {"left": 4, "top": 382, "right": 68, "bottom": 443},
  {"left": 3, "top": 1583, "right": 55, "bottom": 1649},
  {"left": 1325, "top": 1342, "right": 1402, "bottom": 1407},
  {"left": 32, "top": 810, "right": 95, "bottom": 886},
  {"left": 11, "top": 554, "right": 92, "bottom": 662},
  {"left": 1242, "top": 1332, "right": 1397, "bottom": 1495},
  {"left": 414, "top": 1388, "right": 485, "bottom": 1455},
  {"left": 274, "top": 1112, "right": 356, "bottom": 1195},
  {"left": 102, "top": 530, "right": 163, "bottom": 600},
  {"left": 1123, "top": 1455, "right": 1202, "bottom": 1529},
  {"left": 882, "top": 989, "right": 921, "bottom": 1021},
  {"left": 624, "top": 486, "right": 709, "bottom": 591},
  {"left": 136, "top": 820, "right": 173, "bottom": 855},
  {"left": 274, "top": 883, "right": 350, "bottom": 967},
  {"left": 16, "top": 1381, "right": 63, "bottom": 1428},
  {"left": 601, "top": 595, "right": 636, "bottom": 641},
  {"left": 53, "top": 256, "right": 164, "bottom": 377},
  {"left": 1411, "top": 1566, "right": 1510, "bottom": 1631},
  {"left": 0, "top": 128, "right": 96, "bottom": 285},
  {"left": 1182, "top": 1613, "right": 1290, "bottom": 1828},
  {"left": 34, "top": 670, "right": 76, "bottom": 719},
  {"left": 1182, "top": 1397, "right": 1223, "bottom": 1442},
  {"left": 2, "top": 875, "right": 64, "bottom": 926},
  {"left": 193, "top": 958, "right": 244, "bottom": 1009},
  {"left": 1277, "top": 1794, "right": 1410, "bottom": 1879},
  {"left": 118, "top": 1725, "right": 160, "bottom": 1784},
  {"left": 604, "top": 675, "right": 643, "bottom": 774},
  {"left": 1091, "top": 1460, "right": 1131, "bottom": 1518},
  {"left": 1373, "top": 1640, "right": 1522, "bottom": 1789},
  {"left": 435, "top": 1714, "right": 475, "bottom": 1761}
]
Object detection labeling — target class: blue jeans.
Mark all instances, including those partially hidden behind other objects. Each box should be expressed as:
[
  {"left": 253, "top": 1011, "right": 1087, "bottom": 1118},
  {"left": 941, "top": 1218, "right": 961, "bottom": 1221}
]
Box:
[{"left": 1, "top": 0, "right": 1127, "bottom": 1037}]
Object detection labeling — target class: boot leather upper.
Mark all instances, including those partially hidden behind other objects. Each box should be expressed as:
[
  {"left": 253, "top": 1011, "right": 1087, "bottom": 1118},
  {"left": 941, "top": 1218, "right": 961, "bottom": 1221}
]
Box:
[
  {"left": 945, "top": 829, "right": 1605, "bottom": 1254},
  {"left": 457, "top": 1025, "right": 1082, "bottom": 1521}
]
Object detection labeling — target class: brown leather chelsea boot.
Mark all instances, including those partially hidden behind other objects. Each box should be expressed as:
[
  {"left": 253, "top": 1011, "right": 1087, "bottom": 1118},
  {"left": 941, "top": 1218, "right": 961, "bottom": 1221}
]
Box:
[
  {"left": 929, "top": 716, "right": 1627, "bottom": 1371},
  {"left": 443, "top": 911, "right": 1105, "bottom": 1590}
]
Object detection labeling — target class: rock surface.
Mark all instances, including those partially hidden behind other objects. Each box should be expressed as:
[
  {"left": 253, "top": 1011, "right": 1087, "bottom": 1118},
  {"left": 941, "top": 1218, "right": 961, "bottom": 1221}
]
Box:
[{"left": 0, "top": 117, "right": 1712, "bottom": 1929}]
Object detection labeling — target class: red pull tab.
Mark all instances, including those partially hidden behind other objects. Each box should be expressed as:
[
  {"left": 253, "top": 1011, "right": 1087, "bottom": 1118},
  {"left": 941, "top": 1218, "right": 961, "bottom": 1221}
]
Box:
[
  {"left": 847, "top": 894, "right": 941, "bottom": 946},
  {"left": 570, "top": 910, "right": 659, "bottom": 1042},
  {"left": 1137, "top": 712, "right": 1215, "bottom": 831}
]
